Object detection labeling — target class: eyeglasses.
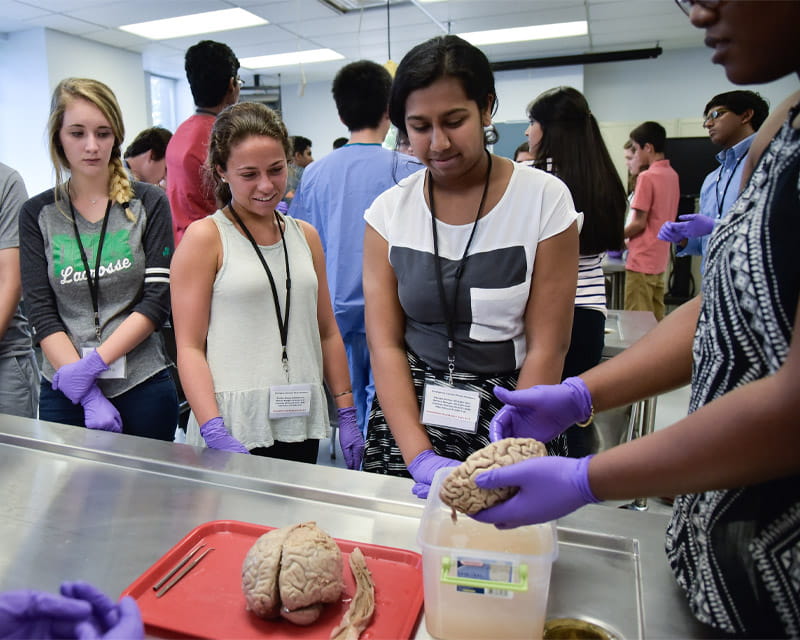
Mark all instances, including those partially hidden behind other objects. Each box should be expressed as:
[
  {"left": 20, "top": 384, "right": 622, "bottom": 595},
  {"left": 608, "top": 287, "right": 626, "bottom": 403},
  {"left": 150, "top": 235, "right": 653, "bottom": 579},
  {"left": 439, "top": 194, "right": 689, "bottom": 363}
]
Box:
[
  {"left": 674, "top": 0, "right": 721, "bottom": 16},
  {"left": 703, "top": 108, "right": 730, "bottom": 124}
]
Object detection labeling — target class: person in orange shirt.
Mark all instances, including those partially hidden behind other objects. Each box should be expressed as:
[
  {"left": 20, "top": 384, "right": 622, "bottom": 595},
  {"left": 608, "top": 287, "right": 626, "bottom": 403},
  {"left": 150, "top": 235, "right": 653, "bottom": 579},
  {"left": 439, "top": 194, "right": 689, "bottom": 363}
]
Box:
[{"left": 623, "top": 121, "right": 680, "bottom": 321}]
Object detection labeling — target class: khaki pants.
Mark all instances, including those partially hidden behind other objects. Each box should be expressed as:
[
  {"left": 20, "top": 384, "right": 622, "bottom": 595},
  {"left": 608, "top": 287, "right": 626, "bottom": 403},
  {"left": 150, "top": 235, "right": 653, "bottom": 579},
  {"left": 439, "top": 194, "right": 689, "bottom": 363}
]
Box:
[{"left": 624, "top": 270, "right": 665, "bottom": 321}]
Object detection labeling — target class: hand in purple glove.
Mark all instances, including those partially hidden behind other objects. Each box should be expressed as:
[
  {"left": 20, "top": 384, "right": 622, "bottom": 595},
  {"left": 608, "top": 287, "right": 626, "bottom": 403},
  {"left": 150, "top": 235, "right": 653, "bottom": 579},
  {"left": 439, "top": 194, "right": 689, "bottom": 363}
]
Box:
[
  {"left": 52, "top": 350, "right": 109, "bottom": 404},
  {"left": 199, "top": 417, "right": 250, "bottom": 454},
  {"left": 81, "top": 386, "right": 122, "bottom": 433},
  {"left": 0, "top": 589, "right": 92, "bottom": 639},
  {"left": 275, "top": 200, "right": 289, "bottom": 215},
  {"left": 60, "top": 582, "right": 143, "bottom": 640},
  {"left": 407, "top": 449, "right": 460, "bottom": 499},
  {"left": 489, "top": 377, "right": 592, "bottom": 443},
  {"left": 658, "top": 214, "right": 715, "bottom": 243},
  {"left": 606, "top": 250, "right": 624, "bottom": 259},
  {"left": 337, "top": 407, "right": 364, "bottom": 470},
  {"left": 472, "top": 455, "right": 599, "bottom": 529}
]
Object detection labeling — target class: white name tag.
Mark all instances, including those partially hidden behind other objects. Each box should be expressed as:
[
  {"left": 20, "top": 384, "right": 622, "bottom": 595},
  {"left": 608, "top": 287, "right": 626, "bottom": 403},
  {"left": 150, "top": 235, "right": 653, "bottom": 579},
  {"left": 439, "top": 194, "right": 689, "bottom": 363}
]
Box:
[
  {"left": 420, "top": 382, "right": 481, "bottom": 433},
  {"left": 82, "top": 347, "right": 126, "bottom": 379},
  {"left": 269, "top": 384, "right": 312, "bottom": 419}
]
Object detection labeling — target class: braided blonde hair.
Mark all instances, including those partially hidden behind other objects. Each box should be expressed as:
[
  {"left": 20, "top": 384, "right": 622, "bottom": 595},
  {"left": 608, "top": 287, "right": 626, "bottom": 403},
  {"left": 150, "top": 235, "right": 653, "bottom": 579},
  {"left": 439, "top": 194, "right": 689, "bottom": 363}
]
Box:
[{"left": 48, "top": 78, "right": 135, "bottom": 221}]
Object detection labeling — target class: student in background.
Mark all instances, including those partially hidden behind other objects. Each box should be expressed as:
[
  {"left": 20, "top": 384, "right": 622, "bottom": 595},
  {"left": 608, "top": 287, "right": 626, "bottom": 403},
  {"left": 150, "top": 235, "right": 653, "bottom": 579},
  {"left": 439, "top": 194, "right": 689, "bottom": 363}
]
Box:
[
  {"left": 290, "top": 60, "right": 421, "bottom": 450},
  {"left": 362, "top": 35, "right": 580, "bottom": 497},
  {"left": 171, "top": 102, "right": 358, "bottom": 466},
  {"left": 285, "top": 135, "right": 313, "bottom": 200},
  {"left": 658, "top": 90, "right": 769, "bottom": 273},
  {"left": 19, "top": 78, "right": 178, "bottom": 440},
  {"left": 332, "top": 137, "right": 348, "bottom": 150},
  {"left": 123, "top": 126, "right": 172, "bottom": 187},
  {"left": 512, "top": 141, "right": 533, "bottom": 163},
  {"left": 479, "top": 1, "right": 800, "bottom": 635},
  {"left": 0, "top": 162, "right": 39, "bottom": 417},
  {"left": 622, "top": 121, "right": 680, "bottom": 321},
  {"left": 166, "top": 40, "right": 241, "bottom": 245},
  {"left": 524, "top": 86, "right": 627, "bottom": 457}
]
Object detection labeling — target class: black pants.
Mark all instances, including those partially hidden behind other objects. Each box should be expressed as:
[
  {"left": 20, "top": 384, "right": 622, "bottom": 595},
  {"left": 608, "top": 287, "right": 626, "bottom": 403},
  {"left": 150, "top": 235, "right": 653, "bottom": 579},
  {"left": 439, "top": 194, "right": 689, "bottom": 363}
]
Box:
[
  {"left": 251, "top": 439, "right": 320, "bottom": 464},
  {"left": 562, "top": 308, "right": 605, "bottom": 458}
]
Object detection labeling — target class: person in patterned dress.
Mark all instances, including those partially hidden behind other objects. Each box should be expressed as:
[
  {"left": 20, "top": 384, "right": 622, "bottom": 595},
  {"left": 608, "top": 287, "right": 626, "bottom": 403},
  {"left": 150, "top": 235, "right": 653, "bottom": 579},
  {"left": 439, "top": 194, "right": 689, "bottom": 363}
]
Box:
[{"left": 475, "top": 1, "right": 800, "bottom": 637}]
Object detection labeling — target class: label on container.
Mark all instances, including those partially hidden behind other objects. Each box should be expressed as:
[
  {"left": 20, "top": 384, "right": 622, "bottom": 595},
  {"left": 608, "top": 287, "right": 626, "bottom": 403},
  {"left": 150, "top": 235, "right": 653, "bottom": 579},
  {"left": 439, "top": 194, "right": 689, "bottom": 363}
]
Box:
[{"left": 455, "top": 556, "right": 514, "bottom": 598}]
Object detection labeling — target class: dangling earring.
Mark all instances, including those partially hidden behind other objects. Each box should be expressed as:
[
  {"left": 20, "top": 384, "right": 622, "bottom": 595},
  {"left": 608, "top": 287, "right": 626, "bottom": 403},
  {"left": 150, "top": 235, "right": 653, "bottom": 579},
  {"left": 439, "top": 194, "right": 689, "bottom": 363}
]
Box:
[
  {"left": 483, "top": 124, "right": 499, "bottom": 145},
  {"left": 221, "top": 176, "right": 227, "bottom": 183}
]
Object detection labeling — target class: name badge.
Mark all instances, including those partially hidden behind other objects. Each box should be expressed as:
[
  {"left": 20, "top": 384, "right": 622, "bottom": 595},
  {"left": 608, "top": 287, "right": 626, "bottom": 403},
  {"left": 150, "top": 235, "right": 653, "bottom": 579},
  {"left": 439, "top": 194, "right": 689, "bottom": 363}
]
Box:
[
  {"left": 82, "top": 347, "right": 126, "bottom": 379},
  {"left": 269, "top": 384, "right": 312, "bottom": 419},
  {"left": 420, "top": 382, "right": 481, "bottom": 433}
]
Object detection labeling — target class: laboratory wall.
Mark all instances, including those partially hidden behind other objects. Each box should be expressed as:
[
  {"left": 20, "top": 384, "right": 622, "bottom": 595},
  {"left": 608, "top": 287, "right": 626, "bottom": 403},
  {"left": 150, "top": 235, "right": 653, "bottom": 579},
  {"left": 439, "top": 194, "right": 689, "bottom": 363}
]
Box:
[{"left": 1, "top": 29, "right": 798, "bottom": 195}]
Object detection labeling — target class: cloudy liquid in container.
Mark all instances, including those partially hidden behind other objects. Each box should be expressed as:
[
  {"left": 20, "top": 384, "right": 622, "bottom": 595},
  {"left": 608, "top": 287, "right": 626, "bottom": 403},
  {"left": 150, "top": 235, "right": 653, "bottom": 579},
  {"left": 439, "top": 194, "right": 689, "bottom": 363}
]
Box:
[{"left": 418, "top": 469, "right": 558, "bottom": 640}]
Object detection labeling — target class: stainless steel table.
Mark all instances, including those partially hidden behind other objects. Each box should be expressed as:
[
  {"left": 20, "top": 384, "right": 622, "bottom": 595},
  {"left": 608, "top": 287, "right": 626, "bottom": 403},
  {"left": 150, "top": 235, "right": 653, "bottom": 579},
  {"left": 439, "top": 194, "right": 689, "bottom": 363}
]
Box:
[{"left": 0, "top": 414, "right": 706, "bottom": 638}]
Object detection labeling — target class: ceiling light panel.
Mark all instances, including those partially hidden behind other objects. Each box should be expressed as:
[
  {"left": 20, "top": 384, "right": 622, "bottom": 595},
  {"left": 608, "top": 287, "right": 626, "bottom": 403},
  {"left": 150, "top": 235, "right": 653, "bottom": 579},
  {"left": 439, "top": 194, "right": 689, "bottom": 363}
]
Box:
[
  {"left": 120, "top": 8, "right": 267, "bottom": 40},
  {"left": 460, "top": 21, "right": 588, "bottom": 46},
  {"left": 240, "top": 49, "right": 345, "bottom": 69}
]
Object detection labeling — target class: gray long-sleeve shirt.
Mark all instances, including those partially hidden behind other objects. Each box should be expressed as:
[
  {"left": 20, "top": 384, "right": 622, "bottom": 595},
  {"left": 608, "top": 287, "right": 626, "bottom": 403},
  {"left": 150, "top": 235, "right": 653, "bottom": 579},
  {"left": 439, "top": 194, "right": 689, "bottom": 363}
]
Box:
[{"left": 19, "top": 181, "right": 173, "bottom": 396}]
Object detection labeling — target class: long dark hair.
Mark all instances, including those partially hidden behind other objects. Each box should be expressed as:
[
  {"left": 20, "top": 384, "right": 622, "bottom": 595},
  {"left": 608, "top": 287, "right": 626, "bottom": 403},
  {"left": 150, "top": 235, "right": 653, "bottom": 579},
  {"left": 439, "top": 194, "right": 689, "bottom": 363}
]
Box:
[{"left": 528, "top": 87, "right": 625, "bottom": 254}]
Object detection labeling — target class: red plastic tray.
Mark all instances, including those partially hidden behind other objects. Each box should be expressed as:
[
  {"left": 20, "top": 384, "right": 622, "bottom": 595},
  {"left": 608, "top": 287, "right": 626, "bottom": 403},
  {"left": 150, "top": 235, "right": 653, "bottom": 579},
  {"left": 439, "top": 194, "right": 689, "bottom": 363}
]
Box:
[{"left": 121, "top": 520, "right": 424, "bottom": 639}]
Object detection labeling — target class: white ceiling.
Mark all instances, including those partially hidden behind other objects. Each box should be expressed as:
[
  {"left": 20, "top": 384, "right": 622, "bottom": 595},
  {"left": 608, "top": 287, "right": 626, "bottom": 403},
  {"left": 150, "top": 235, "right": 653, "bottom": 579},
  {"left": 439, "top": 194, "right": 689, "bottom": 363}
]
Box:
[{"left": 0, "top": 0, "right": 704, "bottom": 86}]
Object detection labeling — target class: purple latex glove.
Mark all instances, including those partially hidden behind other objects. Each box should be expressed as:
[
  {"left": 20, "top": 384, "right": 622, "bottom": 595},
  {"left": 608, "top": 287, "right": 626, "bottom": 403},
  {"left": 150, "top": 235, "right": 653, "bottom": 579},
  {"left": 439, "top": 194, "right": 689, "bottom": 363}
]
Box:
[
  {"left": 658, "top": 214, "right": 715, "bottom": 243},
  {"left": 489, "top": 377, "right": 592, "bottom": 443},
  {"left": 52, "top": 349, "right": 109, "bottom": 404},
  {"left": 472, "top": 455, "right": 599, "bottom": 529},
  {"left": 199, "top": 417, "right": 250, "bottom": 454},
  {"left": 406, "top": 449, "right": 460, "bottom": 499},
  {"left": 606, "top": 250, "right": 624, "bottom": 259},
  {"left": 60, "top": 582, "right": 143, "bottom": 640},
  {"left": 275, "top": 201, "right": 289, "bottom": 215},
  {"left": 337, "top": 407, "right": 364, "bottom": 470},
  {"left": 81, "top": 385, "right": 122, "bottom": 433},
  {"left": 0, "top": 590, "right": 92, "bottom": 639}
]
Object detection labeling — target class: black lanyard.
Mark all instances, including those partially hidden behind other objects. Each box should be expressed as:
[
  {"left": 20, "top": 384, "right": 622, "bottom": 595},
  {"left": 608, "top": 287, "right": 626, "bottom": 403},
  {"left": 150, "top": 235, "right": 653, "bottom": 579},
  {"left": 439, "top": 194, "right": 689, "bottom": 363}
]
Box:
[
  {"left": 428, "top": 151, "right": 492, "bottom": 383},
  {"left": 227, "top": 202, "right": 292, "bottom": 376},
  {"left": 715, "top": 152, "right": 746, "bottom": 217},
  {"left": 69, "top": 198, "right": 112, "bottom": 342}
]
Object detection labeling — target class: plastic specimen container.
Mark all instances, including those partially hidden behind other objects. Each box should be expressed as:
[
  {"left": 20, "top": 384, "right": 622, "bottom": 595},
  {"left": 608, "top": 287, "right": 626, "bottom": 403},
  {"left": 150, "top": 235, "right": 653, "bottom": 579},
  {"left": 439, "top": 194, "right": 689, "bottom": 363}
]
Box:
[{"left": 417, "top": 468, "right": 558, "bottom": 640}]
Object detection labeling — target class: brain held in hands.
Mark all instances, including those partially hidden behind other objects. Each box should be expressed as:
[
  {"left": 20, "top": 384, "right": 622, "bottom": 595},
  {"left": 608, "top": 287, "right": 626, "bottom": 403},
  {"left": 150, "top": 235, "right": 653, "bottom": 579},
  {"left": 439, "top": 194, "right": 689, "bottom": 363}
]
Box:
[{"left": 439, "top": 438, "right": 546, "bottom": 518}]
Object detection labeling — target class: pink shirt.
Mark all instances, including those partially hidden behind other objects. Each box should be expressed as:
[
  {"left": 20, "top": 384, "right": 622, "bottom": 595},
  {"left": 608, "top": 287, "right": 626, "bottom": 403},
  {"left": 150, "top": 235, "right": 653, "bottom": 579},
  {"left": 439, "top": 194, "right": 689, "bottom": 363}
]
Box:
[
  {"left": 627, "top": 159, "right": 680, "bottom": 275},
  {"left": 165, "top": 114, "right": 217, "bottom": 245}
]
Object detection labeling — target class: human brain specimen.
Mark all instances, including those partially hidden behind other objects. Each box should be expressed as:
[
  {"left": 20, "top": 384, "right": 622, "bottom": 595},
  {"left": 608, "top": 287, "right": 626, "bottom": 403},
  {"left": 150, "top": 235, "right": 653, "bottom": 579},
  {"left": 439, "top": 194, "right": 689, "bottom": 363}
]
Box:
[
  {"left": 439, "top": 438, "right": 546, "bottom": 516},
  {"left": 241, "top": 522, "right": 344, "bottom": 625}
]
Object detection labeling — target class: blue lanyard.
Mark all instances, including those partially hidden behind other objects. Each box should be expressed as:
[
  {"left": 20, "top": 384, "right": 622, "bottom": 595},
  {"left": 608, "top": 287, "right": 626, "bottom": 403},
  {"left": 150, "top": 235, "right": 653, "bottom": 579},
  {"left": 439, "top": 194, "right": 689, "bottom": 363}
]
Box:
[{"left": 714, "top": 152, "right": 746, "bottom": 218}]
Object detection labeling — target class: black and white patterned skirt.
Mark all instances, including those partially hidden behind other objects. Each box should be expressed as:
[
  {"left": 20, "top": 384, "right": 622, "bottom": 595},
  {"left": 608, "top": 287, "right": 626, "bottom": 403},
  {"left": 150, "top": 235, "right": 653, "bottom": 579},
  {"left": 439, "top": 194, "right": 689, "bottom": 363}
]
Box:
[{"left": 362, "top": 349, "right": 567, "bottom": 476}]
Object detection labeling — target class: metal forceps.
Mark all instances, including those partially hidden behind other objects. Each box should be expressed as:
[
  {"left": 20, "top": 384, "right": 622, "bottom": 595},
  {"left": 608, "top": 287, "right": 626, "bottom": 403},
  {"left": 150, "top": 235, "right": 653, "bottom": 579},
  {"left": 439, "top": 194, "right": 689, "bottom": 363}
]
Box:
[{"left": 155, "top": 546, "right": 214, "bottom": 598}]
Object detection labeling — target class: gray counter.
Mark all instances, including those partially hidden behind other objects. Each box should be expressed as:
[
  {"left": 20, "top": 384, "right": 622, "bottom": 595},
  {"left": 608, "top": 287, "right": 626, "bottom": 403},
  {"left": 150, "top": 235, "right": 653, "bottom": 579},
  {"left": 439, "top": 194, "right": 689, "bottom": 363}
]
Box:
[
  {"left": 604, "top": 310, "right": 657, "bottom": 358},
  {"left": 0, "top": 415, "right": 707, "bottom": 638}
]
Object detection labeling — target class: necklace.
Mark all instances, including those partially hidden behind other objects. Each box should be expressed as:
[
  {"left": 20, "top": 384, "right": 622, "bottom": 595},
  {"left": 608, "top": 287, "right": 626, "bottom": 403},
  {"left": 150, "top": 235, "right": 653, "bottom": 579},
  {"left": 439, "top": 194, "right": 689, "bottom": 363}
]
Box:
[{"left": 68, "top": 179, "right": 102, "bottom": 205}]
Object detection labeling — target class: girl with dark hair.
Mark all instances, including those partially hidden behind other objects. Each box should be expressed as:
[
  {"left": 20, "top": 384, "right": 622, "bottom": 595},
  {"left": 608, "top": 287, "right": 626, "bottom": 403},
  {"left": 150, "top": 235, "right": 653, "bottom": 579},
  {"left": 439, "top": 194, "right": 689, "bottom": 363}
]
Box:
[
  {"left": 19, "top": 77, "right": 178, "bottom": 440},
  {"left": 525, "top": 86, "right": 627, "bottom": 456},
  {"left": 170, "top": 102, "right": 360, "bottom": 467},
  {"left": 362, "top": 35, "right": 581, "bottom": 496}
]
